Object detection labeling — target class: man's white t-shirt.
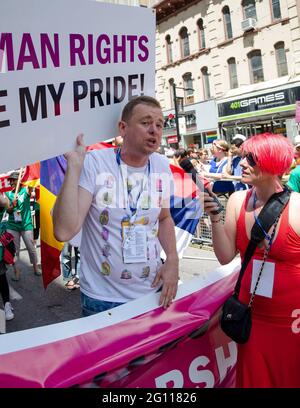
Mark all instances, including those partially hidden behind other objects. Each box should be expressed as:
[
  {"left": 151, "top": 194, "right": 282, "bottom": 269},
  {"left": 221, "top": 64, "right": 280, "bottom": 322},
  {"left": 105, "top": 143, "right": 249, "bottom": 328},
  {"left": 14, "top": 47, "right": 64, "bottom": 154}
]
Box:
[{"left": 78, "top": 148, "right": 173, "bottom": 303}]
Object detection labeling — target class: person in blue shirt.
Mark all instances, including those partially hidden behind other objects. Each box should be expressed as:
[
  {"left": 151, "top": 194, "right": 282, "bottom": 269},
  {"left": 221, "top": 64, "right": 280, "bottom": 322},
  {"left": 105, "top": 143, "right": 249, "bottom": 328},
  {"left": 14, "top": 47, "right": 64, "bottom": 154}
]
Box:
[
  {"left": 225, "top": 135, "right": 249, "bottom": 191},
  {"left": 206, "top": 139, "right": 234, "bottom": 196}
]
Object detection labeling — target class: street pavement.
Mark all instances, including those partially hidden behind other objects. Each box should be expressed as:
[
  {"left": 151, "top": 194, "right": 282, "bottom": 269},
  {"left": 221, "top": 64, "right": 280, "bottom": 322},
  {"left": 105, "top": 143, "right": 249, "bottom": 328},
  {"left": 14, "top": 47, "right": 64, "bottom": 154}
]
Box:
[{"left": 3, "top": 243, "right": 220, "bottom": 334}]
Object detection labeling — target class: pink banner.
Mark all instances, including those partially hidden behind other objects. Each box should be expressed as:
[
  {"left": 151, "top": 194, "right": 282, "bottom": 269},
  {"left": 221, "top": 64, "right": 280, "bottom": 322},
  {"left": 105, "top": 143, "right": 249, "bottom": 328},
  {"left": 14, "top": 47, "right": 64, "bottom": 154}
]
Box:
[{"left": 0, "top": 263, "right": 239, "bottom": 388}]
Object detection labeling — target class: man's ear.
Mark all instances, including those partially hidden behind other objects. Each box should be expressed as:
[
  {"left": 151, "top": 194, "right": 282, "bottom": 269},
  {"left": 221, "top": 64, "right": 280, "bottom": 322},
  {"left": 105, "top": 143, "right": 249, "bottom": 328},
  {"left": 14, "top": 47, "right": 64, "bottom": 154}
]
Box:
[{"left": 118, "top": 120, "right": 126, "bottom": 136}]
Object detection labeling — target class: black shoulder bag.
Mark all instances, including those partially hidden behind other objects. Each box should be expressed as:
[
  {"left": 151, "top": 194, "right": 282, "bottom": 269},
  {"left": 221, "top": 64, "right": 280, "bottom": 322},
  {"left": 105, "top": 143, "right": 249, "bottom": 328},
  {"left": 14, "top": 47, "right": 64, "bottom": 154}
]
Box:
[{"left": 220, "top": 187, "right": 291, "bottom": 344}]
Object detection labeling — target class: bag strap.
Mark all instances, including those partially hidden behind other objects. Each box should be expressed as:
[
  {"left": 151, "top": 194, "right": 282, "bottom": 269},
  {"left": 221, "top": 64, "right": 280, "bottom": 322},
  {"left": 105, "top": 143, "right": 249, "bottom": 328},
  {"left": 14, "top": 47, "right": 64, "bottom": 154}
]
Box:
[
  {"left": 250, "top": 186, "right": 291, "bottom": 245},
  {"left": 233, "top": 187, "right": 291, "bottom": 297},
  {"left": 248, "top": 214, "right": 280, "bottom": 308}
]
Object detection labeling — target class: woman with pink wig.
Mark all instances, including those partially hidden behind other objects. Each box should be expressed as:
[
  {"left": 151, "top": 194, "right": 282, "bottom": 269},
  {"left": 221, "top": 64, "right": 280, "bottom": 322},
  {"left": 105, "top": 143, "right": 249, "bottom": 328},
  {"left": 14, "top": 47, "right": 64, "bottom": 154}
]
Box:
[{"left": 204, "top": 133, "right": 300, "bottom": 388}]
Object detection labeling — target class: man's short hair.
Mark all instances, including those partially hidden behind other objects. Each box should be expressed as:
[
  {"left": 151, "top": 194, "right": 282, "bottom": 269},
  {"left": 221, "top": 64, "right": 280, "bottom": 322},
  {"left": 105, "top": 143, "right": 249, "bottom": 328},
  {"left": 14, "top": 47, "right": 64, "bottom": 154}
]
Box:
[
  {"left": 231, "top": 138, "right": 245, "bottom": 148},
  {"left": 121, "top": 96, "right": 161, "bottom": 122},
  {"left": 231, "top": 134, "right": 246, "bottom": 148}
]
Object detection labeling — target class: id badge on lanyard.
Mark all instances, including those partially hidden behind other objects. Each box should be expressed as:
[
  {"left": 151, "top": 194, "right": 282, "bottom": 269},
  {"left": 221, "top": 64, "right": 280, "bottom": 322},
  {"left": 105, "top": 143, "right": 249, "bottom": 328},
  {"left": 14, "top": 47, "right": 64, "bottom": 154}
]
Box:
[
  {"left": 122, "top": 221, "right": 147, "bottom": 263},
  {"left": 14, "top": 210, "right": 22, "bottom": 222},
  {"left": 117, "top": 149, "right": 150, "bottom": 264}
]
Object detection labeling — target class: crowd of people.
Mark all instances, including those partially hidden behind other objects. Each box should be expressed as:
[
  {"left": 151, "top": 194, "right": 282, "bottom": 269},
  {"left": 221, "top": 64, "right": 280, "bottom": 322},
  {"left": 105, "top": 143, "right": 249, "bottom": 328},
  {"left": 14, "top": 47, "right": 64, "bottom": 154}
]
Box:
[
  {"left": 163, "top": 131, "right": 300, "bottom": 197},
  {"left": 1, "top": 94, "right": 300, "bottom": 388}
]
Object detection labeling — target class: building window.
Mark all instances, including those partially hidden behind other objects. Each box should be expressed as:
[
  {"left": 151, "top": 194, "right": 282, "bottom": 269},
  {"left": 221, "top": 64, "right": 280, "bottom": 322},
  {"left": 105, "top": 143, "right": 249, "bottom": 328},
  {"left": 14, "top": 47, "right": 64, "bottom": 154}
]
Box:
[
  {"left": 197, "top": 19, "right": 206, "bottom": 49},
  {"left": 222, "top": 6, "right": 233, "bottom": 39},
  {"left": 248, "top": 50, "right": 264, "bottom": 83},
  {"left": 242, "top": 0, "right": 257, "bottom": 20},
  {"left": 165, "top": 35, "right": 173, "bottom": 64},
  {"left": 185, "top": 111, "right": 197, "bottom": 130},
  {"left": 228, "top": 58, "right": 238, "bottom": 89},
  {"left": 169, "top": 78, "right": 174, "bottom": 108},
  {"left": 201, "top": 67, "right": 211, "bottom": 99},
  {"left": 164, "top": 114, "right": 176, "bottom": 129},
  {"left": 275, "top": 42, "right": 288, "bottom": 77},
  {"left": 271, "top": 0, "right": 282, "bottom": 20},
  {"left": 183, "top": 73, "right": 194, "bottom": 104},
  {"left": 179, "top": 27, "right": 190, "bottom": 58}
]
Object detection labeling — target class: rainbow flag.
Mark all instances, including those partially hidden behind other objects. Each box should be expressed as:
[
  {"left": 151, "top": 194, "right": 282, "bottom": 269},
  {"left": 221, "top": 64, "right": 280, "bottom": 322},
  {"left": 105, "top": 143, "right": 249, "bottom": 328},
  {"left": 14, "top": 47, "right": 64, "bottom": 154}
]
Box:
[
  {"left": 40, "top": 156, "right": 66, "bottom": 288},
  {"left": 40, "top": 151, "right": 202, "bottom": 288}
]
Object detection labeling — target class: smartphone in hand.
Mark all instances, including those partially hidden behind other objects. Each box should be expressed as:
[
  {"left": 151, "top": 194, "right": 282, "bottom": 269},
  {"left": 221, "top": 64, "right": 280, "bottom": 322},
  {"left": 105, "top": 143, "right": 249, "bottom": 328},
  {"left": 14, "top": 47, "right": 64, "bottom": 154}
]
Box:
[
  {"left": 203, "top": 187, "right": 224, "bottom": 215},
  {"left": 179, "top": 158, "right": 224, "bottom": 215}
]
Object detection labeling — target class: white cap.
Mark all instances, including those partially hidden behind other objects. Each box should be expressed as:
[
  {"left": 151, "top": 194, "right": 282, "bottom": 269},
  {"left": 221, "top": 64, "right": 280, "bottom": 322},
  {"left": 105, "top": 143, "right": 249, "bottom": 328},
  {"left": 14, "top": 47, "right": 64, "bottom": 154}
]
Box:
[
  {"left": 294, "top": 135, "right": 300, "bottom": 148},
  {"left": 232, "top": 134, "right": 246, "bottom": 142},
  {"left": 165, "top": 148, "right": 175, "bottom": 157}
]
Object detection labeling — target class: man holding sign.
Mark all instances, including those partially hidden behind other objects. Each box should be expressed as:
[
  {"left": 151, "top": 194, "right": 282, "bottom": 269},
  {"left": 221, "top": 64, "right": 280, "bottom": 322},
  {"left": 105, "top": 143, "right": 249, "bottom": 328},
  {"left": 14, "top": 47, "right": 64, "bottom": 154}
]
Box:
[{"left": 53, "top": 96, "right": 179, "bottom": 315}]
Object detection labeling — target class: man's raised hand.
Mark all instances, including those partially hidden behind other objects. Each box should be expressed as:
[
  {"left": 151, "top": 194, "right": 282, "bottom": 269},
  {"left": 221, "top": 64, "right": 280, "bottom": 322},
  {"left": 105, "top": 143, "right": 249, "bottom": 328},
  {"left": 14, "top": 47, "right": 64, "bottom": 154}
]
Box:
[{"left": 64, "top": 134, "right": 86, "bottom": 169}]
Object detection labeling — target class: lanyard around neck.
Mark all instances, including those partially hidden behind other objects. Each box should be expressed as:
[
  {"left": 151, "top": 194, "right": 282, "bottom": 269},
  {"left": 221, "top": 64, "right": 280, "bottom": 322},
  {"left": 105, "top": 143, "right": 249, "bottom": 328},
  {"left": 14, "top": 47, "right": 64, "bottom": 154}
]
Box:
[
  {"left": 116, "top": 148, "right": 150, "bottom": 223},
  {"left": 252, "top": 191, "right": 273, "bottom": 246}
]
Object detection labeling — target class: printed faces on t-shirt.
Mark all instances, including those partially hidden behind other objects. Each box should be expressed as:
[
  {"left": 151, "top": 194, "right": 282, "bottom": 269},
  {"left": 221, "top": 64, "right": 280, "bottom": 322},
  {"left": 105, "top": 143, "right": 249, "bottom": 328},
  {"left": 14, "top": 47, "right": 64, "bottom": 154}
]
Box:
[{"left": 94, "top": 171, "right": 172, "bottom": 210}]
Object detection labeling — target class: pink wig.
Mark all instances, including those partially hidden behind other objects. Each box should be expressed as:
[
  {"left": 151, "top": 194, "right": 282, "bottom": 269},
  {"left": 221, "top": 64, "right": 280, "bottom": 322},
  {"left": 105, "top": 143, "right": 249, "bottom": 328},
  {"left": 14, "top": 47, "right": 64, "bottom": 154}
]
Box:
[{"left": 242, "top": 133, "right": 294, "bottom": 175}]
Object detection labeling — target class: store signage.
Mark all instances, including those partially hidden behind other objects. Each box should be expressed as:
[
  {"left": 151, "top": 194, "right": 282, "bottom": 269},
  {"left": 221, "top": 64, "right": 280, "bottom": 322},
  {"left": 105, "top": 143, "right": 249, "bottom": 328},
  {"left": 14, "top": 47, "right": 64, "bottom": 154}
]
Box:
[
  {"left": 218, "top": 86, "right": 300, "bottom": 118},
  {"left": 167, "top": 135, "right": 178, "bottom": 143}
]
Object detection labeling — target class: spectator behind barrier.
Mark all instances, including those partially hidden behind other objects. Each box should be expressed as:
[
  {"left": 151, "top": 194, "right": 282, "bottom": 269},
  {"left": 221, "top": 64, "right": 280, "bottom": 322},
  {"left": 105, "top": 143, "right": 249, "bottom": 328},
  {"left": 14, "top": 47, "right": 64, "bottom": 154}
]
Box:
[{"left": 207, "top": 140, "right": 234, "bottom": 196}]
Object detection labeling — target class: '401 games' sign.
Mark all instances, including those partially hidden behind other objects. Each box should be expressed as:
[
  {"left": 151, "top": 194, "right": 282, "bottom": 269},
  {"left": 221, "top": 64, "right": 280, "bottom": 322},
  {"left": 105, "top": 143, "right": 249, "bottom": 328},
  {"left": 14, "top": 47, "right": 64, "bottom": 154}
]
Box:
[{"left": 218, "top": 85, "right": 300, "bottom": 119}]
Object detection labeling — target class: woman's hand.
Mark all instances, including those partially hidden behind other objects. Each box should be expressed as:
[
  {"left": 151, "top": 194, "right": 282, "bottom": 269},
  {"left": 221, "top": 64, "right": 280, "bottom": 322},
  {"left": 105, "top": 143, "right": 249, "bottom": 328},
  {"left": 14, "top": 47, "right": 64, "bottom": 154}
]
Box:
[{"left": 203, "top": 192, "right": 221, "bottom": 221}]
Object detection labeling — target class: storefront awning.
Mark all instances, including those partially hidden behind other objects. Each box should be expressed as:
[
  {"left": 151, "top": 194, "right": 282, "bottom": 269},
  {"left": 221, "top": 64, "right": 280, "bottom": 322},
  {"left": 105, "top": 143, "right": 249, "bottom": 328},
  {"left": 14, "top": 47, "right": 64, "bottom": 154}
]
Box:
[{"left": 218, "top": 76, "right": 299, "bottom": 103}]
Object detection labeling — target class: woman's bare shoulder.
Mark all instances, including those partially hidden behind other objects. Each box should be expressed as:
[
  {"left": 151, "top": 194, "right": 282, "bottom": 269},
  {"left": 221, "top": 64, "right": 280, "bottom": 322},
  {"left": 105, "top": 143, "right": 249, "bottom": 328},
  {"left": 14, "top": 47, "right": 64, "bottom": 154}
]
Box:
[
  {"left": 227, "top": 190, "right": 248, "bottom": 207},
  {"left": 226, "top": 190, "right": 249, "bottom": 219},
  {"left": 231, "top": 190, "right": 248, "bottom": 200}
]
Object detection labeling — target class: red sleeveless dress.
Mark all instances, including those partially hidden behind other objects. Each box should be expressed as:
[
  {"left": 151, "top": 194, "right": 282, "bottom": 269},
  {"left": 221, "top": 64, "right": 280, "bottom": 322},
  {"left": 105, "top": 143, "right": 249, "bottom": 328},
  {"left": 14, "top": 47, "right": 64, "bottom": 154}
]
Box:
[{"left": 235, "top": 190, "right": 300, "bottom": 387}]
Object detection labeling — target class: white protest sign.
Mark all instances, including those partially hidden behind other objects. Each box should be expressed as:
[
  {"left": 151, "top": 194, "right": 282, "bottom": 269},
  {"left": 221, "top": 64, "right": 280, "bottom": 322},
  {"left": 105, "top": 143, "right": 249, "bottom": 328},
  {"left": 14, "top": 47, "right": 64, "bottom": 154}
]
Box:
[{"left": 0, "top": 0, "right": 156, "bottom": 173}]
